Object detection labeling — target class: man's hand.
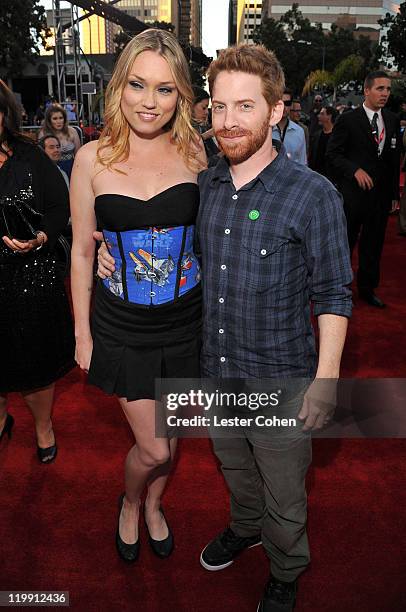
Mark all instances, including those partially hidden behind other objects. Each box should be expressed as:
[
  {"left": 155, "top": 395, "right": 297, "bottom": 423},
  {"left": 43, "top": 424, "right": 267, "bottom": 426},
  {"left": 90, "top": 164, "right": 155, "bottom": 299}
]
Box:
[
  {"left": 298, "top": 378, "right": 337, "bottom": 432},
  {"left": 93, "top": 230, "right": 115, "bottom": 279},
  {"left": 354, "top": 168, "right": 374, "bottom": 190}
]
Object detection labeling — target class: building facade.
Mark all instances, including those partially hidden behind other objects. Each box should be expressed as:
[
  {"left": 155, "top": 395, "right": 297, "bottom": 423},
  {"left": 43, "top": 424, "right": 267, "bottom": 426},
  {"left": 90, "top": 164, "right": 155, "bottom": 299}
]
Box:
[
  {"left": 229, "top": 0, "right": 263, "bottom": 43},
  {"left": 261, "top": 0, "right": 400, "bottom": 40},
  {"left": 81, "top": 0, "right": 202, "bottom": 54}
]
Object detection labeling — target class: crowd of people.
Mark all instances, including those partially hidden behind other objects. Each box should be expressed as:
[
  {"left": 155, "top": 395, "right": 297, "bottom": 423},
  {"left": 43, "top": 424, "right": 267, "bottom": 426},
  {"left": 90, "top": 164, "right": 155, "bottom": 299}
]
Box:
[{"left": 1, "top": 30, "right": 405, "bottom": 612}]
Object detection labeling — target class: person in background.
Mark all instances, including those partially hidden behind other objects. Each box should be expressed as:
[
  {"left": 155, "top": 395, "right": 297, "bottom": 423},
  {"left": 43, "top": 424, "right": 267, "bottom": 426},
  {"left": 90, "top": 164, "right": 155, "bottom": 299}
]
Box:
[
  {"left": 398, "top": 127, "right": 406, "bottom": 236},
  {"left": 309, "top": 93, "right": 323, "bottom": 136},
  {"left": 0, "top": 80, "right": 75, "bottom": 462},
  {"left": 336, "top": 103, "right": 348, "bottom": 115},
  {"left": 290, "top": 98, "right": 309, "bottom": 156},
  {"left": 38, "top": 135, "right": 69, "bottom": 188},
  {"left": 191, "top": 85, "right": 219, "bottom": 163},
  {"left": 34, "top": 102, "right": 45, "bottom": 126},
  {"left": 308, "top": 106, "right": 338, "bottom": 180},
  {"left": 273, "top": 89, "right": 307, "bottom": 164},
  {"left": 399, "top": 101, "right": 406, "bottom": 128},
  {"left": 65, "top": 96, "right": 77, "bottom": 122},
  {"left": 327, "top": 70, "right": 401, "bottom": 308},
  {"left": 39, "top": 104, "right": 81, "bottom": 179}
]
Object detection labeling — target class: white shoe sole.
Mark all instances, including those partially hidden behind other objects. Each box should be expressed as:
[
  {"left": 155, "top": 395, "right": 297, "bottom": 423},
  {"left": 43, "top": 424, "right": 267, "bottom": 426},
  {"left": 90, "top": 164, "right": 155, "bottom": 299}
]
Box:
[{"left": 200, "top": 540, "right": 262, "bottom": 571}]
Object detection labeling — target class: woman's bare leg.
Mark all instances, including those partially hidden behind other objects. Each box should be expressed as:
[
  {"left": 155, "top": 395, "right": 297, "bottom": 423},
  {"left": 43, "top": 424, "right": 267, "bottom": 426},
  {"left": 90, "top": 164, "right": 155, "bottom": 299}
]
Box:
[
  {"left": 118, "top": 398, "right": 173, "bottom": 544},
  {"left": 145, "top": 437, "right": 177, "bottom": 539},
  {"left": 22, "top": 384, "right": 55, "bottom": 448}
]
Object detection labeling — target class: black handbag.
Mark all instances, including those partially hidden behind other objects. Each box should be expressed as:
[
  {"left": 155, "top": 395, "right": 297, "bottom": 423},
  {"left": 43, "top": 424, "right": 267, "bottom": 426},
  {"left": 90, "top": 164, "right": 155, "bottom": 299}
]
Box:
[{"left": 0, "top": 185, "right": 71, "bottom": 277}]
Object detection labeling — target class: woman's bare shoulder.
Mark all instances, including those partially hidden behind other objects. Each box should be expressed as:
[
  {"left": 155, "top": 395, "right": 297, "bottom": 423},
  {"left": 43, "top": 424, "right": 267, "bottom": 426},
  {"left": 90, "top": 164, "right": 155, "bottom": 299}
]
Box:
[
  {"left": 75, "top": 140, "right": 98, "bottom": 161},
  {"left": 68, "top": 125, "right": 80, "bottom": 137},
  {"left": 72, "top": 141, "right": 103, "bottom": 179}
]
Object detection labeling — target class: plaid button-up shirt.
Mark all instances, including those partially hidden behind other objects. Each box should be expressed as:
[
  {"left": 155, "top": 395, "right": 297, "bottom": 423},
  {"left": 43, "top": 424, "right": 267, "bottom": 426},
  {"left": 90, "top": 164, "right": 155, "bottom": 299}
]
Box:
[{"left": 196, "top": 143, "right": 352, "bottom": 378}]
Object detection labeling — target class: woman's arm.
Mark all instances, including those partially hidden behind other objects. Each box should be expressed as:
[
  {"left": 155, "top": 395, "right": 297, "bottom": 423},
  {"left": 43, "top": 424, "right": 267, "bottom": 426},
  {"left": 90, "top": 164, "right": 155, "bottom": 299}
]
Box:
[
  {"left": 70, "top": 142, "right": 97, "bottom": 371},
  {"left": 37, "top": 147, "right": 70, "bottom": 248},
  {"left": 3, "top": 146, "right": 69, "bottom": 254},
  {"left": 70, "top": 126, "right": 81, "bottom": 154}
]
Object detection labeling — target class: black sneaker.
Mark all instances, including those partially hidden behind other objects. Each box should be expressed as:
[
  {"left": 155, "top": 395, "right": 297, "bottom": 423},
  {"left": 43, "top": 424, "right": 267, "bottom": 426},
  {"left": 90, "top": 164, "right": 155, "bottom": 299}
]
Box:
[
  {"left": 200, "top": 527, "right": 261, "bottom": 571},
  {"left": 257, "top": 576, "right": 297, "bottom": 612}
]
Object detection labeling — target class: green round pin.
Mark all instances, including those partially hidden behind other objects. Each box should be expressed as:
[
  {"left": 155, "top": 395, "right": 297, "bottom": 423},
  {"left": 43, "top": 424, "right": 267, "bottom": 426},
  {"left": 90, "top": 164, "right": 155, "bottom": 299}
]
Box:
[{"left": 249, "top": 209, "right": 260, "bottom": 221}]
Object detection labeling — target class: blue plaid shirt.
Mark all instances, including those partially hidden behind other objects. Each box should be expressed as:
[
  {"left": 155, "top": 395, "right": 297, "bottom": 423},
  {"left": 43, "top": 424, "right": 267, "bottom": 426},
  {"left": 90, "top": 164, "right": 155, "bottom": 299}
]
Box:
[{"left": 197, "top": 143, "right": 352, "bottom": 378}]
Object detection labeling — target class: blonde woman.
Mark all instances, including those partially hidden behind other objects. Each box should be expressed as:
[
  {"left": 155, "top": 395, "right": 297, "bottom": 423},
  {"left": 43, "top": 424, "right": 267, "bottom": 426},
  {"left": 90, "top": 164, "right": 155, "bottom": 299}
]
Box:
[
  {"left": 40, "top": 104, "right": 80, "bottom": 178},
  {"left": 70, "top": 29, "right": 206, "bottom": 563}
]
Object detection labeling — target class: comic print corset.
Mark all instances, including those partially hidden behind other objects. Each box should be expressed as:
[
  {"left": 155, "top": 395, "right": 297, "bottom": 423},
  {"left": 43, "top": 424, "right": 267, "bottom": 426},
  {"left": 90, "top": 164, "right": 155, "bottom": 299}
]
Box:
[
  {"left": 102, "top": 225, "right": 201, "bottom": 305},
  {"left": 95, "top": 184, "right": 201, "bottom": 306}
]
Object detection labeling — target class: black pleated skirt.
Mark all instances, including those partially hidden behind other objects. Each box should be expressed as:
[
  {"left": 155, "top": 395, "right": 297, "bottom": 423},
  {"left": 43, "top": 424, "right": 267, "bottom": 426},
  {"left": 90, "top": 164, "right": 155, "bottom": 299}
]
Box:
[{"left": 88, "top": 281, "right": 202, "bottom": 401}]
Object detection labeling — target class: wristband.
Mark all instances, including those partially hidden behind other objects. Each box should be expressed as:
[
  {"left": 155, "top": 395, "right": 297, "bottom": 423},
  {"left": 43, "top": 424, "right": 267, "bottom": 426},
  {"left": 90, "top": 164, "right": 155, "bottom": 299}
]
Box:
[{"left": 34, "top": 230, "right": 46, "bottom": 251}]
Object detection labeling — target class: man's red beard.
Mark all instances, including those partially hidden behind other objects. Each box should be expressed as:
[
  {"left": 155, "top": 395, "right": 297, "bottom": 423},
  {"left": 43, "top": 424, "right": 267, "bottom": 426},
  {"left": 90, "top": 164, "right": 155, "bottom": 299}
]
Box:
[{"left": 214, "top": 115, "right": 271, "bottom": 164}]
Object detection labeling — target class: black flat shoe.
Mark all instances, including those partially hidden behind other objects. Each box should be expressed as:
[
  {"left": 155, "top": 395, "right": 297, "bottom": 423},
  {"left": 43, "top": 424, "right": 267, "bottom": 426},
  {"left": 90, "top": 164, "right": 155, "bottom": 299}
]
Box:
[
  {"left": 145, "top": 506, "right": 174, "bottom": 558},
  {"left": 37, "top": 443, "right": 58, "bottom": 464},
  {"left": 0, "top": 413, "right": 14, "bottom": 442},
  {"left": 116, "top": 493, "right": 140, "bottom": 563}
]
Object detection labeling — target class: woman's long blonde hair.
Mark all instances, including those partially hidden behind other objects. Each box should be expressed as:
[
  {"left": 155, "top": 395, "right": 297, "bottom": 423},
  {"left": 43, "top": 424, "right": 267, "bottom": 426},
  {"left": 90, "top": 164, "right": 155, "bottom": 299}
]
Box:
[{"left": 97, "top": 29, "right": 200, "bottom": 171}]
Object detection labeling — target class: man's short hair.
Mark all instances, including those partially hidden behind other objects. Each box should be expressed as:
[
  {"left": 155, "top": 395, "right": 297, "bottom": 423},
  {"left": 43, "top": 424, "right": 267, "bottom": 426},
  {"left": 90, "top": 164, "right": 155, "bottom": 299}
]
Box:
[
  {"left": 283, "top": 89, "right": 293, "bottom": 100},
  {"left": 291, "top": 98, "right": 301, "bottom": 107},
  {"left": 364, "top": 70, "right": 390, "bottom": 90},
  {"left": 323, "top": 106, "right": 339, "bottom": 123},
  {"left": 207, "top": 44, "right": 285, "bottom": 108},
  {"left": 38, "top": 134, "right": 60, "bottom": 149}
]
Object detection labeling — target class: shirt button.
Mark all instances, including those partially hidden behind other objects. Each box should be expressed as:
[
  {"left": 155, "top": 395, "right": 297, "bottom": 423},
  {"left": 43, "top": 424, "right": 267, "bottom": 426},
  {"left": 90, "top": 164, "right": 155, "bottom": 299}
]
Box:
[
  {"left": 150, "top": 291, "right": 156, "bottom": 297},
  {"left": 221, "top": 264, "right": 227, "bottom": 270},
  {"left": 220, "top": 357, "right": 226, "bottom": 362},
  {"left": 232, "top": 194, "right": 238, "bottom": 200},
  {"left": 260, "top": 249, "right": 267, "bottom": 256},
  {"left": 219, "top": 329, "right": 224, "bottom": 334},
  {"left": 219, "top": 297, "right": 224, "bottom": 303},
  {"left": 225, "top": 229, "right": 230, "bottom": 234}
]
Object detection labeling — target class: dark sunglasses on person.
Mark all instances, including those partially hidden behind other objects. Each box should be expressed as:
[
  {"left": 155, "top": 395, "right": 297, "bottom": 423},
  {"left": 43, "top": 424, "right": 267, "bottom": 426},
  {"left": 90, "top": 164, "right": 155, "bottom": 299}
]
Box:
[{"left": 284, "top": 100, "right": 292, "bottom": 107}]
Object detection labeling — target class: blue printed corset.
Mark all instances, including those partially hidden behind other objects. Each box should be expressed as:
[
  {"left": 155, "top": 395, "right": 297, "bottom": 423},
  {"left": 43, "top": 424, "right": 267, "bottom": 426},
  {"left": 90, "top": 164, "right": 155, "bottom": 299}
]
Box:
[{"left": 102, "top": 225, "right": 201, "bottom": 306}]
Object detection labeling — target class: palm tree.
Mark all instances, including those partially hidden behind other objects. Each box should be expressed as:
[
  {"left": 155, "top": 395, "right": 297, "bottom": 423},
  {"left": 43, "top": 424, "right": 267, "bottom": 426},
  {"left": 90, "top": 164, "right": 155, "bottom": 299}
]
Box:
[{"left": 302, "top": 54, "right": 364, "bottom": 103}]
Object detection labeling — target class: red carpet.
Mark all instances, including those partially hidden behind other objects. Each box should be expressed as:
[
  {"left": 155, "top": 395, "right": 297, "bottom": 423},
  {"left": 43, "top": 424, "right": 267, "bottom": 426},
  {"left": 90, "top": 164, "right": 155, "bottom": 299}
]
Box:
[{"left": 1, "top": 216, "right": 405, "bottom": 611}]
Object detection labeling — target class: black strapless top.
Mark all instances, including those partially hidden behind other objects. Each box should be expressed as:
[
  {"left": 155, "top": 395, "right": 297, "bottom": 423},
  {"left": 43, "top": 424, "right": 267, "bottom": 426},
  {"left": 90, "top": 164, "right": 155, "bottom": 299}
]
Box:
[
  {"left": 95, "top": 183, "right": 199, "bottom": 230},
  {"left": 92, "top": 183, "right": 202, "bottom": 345}
]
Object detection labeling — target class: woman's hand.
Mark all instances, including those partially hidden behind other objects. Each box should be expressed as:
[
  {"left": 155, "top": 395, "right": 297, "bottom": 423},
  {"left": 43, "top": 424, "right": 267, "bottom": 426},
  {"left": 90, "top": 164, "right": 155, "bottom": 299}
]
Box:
[
  {"left": 2, "top": 231, "right": 47, "bottom": 254},
  {"left": 75, "top": 336, "right": 93, "bottom": 373}
]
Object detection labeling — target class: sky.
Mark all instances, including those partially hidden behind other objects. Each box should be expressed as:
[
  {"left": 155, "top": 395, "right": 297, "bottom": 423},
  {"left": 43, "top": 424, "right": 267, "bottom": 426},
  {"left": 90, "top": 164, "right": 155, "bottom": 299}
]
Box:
[
  {"left": 201, "top": 0, "right": 229, "bottom": 60},
  {"left": 39, "top": 0, "right": 229, "bottom": 60}
]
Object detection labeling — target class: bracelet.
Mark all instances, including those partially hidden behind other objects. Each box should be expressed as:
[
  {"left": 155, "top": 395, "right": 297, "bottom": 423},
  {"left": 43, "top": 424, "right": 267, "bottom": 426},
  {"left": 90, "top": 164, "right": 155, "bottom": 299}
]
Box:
[{"left": 34, "top": 231, "right": 46, "bottom": 251}]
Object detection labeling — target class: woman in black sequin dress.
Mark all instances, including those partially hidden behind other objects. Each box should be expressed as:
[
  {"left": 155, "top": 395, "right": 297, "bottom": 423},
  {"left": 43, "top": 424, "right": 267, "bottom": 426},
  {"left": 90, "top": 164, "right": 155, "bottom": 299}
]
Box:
[{"left": 0, "top": 80, "right": 75, "bottom": 463}]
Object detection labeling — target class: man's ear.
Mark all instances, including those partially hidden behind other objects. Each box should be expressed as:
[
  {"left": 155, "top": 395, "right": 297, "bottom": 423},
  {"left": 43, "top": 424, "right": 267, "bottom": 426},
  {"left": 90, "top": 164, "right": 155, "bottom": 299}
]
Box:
[{"left": 269, "top": 100, "right": 284, "bottom": 126}]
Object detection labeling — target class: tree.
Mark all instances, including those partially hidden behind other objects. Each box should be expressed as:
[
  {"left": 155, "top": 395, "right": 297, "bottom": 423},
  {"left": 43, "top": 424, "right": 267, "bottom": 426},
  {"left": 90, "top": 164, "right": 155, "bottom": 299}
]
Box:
[
  {"left": 253, "top": 4, "right": 325, "bottom": 93},
  {"left": 0, "top": 0, "right": 50, "bottom": 78},
  {"left": 253, "top": 3, "right": 377, "bottom": 94},
  {"left": 114, "top": 21, "right": 175, "bottom": 60},
  {"left": 302, "top": 54, "right": 364, "bottom": 102},
  {"left": 378, "top": 2, "right": 406, "bottom": 73}
]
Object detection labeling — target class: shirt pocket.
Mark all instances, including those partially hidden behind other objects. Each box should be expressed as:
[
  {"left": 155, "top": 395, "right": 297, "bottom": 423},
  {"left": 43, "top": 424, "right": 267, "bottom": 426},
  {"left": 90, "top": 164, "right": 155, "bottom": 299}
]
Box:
[{"left": 241, "top": 238, "right": 290, "bottom": 294}]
